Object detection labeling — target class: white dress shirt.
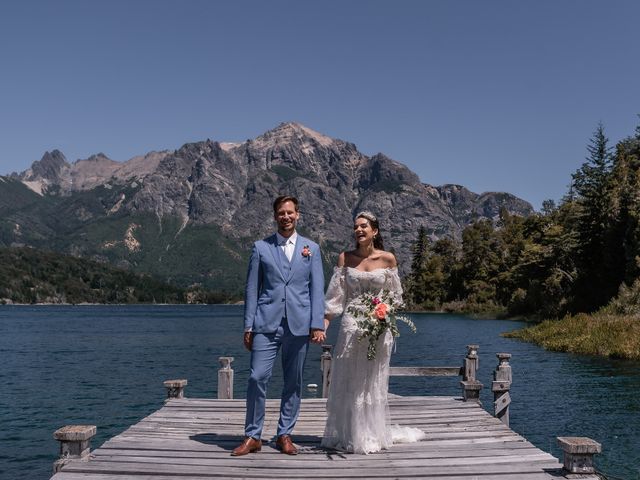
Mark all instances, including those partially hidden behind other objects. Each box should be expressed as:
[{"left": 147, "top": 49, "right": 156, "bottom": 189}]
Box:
[{"left": 276, "top": 231, "right": 297, "bottom": 262}]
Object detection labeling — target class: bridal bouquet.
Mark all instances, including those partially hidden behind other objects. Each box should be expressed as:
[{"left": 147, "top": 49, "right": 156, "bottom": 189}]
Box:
[{"left": 347, "top": 290, "right": 416, "bottom": 360}]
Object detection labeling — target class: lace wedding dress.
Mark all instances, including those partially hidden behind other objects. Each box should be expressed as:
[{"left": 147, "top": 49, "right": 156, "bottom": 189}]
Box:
[{"left": 321, "top": 267, "right": 425, "bottom": 454}]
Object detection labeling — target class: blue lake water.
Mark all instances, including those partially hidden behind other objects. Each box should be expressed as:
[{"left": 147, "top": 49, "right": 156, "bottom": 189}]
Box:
[{"left": 0, "top": 305, "right": 638, "bottom": 480}]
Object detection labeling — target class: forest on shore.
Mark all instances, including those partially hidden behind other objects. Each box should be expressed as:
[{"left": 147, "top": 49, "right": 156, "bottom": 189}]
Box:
[
  {"left": 0, "top": 247, "right": 234, "bottom": 305},
  {"left": 404, "top": 120, "right": 640, "bottom": 359}
]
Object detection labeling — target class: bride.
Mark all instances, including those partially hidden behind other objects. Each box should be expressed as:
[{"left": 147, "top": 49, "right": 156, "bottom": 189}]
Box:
[{"left": 321, "top": 211, "right": 425, "bottom": 454}]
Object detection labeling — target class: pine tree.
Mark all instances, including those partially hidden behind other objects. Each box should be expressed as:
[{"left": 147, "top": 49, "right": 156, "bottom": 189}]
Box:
[
  {"left": 432, "top": 237, "right": 462, "bottom": 302},
  {"left": 460, "top": 220, "right": 501, "bottom": 307},
  {"left": 607, "top": 132, "right": 640, "bottom": 288},
  {"left": 571, "top": 123, "right": 615, "bottom": 310},
  {"left": 407, "top": 226, "right": 430, "bottom": 307}
]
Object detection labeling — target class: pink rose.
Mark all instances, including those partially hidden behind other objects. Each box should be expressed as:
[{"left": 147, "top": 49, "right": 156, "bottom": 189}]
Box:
[
  {"left": 372, "top": 297, "right": 381, "bottom": 305},
  {"left": 301, "top": 245, "right": 312, "bottom": 257},
  {"left": 374, "top": 303, "right": 388, "bottom": 320}
]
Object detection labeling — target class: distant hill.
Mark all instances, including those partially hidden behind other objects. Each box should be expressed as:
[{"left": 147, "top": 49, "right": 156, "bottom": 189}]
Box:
[
  {"left": 0, "top": 247, "right": 232, "bottom": 304},
  {"left": 1, "top": 122, "right": 533, "bottom": 294}
]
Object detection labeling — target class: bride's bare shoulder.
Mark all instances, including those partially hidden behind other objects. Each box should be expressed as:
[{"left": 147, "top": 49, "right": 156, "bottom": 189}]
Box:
[
  {"left": 380, "top": 251, "right": 398, "bottom": 268},
  {"left": 339, "top": 250, "right": 361, "bottom": 268}
]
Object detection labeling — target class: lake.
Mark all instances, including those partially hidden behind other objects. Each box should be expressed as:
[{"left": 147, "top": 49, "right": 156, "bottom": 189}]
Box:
[{"left": 0, "top": 305, "right": 638, "bottom": 479}]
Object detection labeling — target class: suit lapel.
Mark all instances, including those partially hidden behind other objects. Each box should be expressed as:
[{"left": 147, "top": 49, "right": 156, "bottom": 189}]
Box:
[
  {"left": 268, "top": 234, "right": 286, "bottom": 280},
  {"left": 287, "top": 236, "right": 305, "bottom": 280}
]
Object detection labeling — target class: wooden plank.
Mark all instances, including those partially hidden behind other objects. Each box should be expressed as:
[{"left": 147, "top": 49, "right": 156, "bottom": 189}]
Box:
[
  {"left": 494, "top": 391, "right": 511, "bottom": 415},
  {"left": 389, "top": 366, "right": 463, "bottom": 376},
  {"left": 52, "top": 473, "right": 585, "bottom": 480},
  {"left": 99, "top": 438, "right": 540, "bottom": 454},
  {"left": 80, "top": 454, "right": 560, "bottom": 471},
  {"left": 92, "top": 445, "right": 552, "bottom": 461},
  {"left": 56, "top": 459, "right": 565, "bottom": 477}
]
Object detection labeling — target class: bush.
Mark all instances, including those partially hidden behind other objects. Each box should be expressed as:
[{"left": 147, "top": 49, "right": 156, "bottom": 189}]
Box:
[{"left": 599, "top": 279, "right": 640, "bottom": 316}]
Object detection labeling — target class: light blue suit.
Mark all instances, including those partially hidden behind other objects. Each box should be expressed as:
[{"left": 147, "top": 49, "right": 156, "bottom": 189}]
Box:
[{"left": 243, "top": 233, "right": 324, "bottom": 439}]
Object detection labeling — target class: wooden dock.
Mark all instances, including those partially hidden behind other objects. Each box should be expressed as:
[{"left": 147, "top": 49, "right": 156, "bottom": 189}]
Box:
[
  {"left": 49, "top": 347, "right": 603, "bottom": 479},
  {"left": 50, "top": 395, "right": 597, "bottom": 480}
]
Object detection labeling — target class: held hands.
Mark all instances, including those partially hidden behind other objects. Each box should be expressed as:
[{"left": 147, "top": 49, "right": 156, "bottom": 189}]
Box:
[
  {"left": 310, "top": 316, "right": 331, "bottom": 344},
  {"left": 309, "top": 328, "right": 326, "bottom": 344},
  {"left": 246, "top": 330, "right": 325, "bottom": 348}
]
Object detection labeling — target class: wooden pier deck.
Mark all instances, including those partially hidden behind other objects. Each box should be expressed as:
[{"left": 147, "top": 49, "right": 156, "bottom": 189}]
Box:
[{"left": 50, "top": 395, "right": 597, "bottom": 480}]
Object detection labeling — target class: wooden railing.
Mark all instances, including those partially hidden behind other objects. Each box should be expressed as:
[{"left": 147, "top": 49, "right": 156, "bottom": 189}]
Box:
[{"left": 321, "top": 343, "right": 486, "bottom": 404}]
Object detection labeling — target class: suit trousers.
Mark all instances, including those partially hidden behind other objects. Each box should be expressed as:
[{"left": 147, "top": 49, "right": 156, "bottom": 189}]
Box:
[{"left": 244, "top": 318, "right": 309, "bottom": 439}]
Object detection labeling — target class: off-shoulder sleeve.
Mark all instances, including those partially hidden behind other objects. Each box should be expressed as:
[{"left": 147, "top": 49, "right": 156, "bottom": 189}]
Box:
[
  {"left": 324, "top": 267, "right": 347, "bottom": 317},
  {"left": 386, "top": 268, "right": 404, "bottom": 305}
]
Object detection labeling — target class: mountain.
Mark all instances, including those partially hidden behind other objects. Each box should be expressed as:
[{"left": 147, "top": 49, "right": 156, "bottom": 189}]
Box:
[{"left": 1, "top": 122, "right": 533, "bottom": 294}]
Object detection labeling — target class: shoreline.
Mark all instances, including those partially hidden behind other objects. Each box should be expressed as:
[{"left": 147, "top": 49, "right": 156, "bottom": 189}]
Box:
[
  {"left": 0, "top": 301, "right": 245, "bottom": 306},
  {"left": 408, "top": 306, "right": 640, "bottom": 360},
  {"left": 503, "top": 313, "right": 640, "bottom": 361}
]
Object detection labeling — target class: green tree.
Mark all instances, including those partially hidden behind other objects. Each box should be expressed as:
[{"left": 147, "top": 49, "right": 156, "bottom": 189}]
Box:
[
  {"left": 460, "top": 220, "right": 501, "bottom": 307},
  {"left": 432, "top": 237, "right": 462, "bottom": 302},
  {"left": 509, "top": 205, "right": 579, "bottom": 318},
  {"left": 406, "top": 227, "right": 458, "bottom": 310},
  {"left": 571, "top": 123, "right": 615, "bottom": 310},
  {"left": 418, "top": 253, "right": 446, "bottom": 309},
  {"left": 607, "top": 133, "right": 640, "bottom": 288},
  {"left": 406, "top": 226, "right": 431, "bottom": 307}
]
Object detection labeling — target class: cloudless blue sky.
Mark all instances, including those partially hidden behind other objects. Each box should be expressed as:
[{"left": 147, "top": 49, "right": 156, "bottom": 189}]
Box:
[{"left": 1, "top": 0, "right": 638, "bottom": 209}]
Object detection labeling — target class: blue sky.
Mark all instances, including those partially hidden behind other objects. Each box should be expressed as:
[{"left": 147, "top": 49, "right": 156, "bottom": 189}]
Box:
[{"left": 1, "top": 0, "right": 638, "bottom": 209}]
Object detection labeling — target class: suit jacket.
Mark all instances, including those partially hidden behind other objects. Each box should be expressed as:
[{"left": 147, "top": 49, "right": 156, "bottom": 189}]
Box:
[{"left": 244, "top": 233, "right": 324, "bottom": 336}]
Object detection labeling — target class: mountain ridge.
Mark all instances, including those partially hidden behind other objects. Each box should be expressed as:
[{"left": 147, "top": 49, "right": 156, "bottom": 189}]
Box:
[{"left": 2, "top": 122, "right": 533, "bottom": 292}]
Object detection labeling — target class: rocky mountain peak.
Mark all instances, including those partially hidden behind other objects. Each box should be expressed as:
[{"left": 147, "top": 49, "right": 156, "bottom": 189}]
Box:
[
  {"left": 359, "top": 153, "right": 422, "bottom": 190},
  {"left": 29, "top": 150, "right": 69, "bottom": 182},
  {"left": 73, "top": 153, "right": 119, "bottom": 172},
  {"left": 252, "top": 121, "right": 336, "bottom": 151},
  {"left": 71, "top": 153, "right": 121, "bottom": 191},
  {"left": 80, "top": 153, "right": 113, "bottom": 163}
]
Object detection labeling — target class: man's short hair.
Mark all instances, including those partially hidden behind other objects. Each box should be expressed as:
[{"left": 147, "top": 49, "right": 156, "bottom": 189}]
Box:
[{"left": 273, "top": 195, "right": 299, "bottom": 214}]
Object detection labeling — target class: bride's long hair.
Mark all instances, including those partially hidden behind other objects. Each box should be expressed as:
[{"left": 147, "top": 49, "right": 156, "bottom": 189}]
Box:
[{"left": 354, "top": 211, "right": 384, "bottom": 250}]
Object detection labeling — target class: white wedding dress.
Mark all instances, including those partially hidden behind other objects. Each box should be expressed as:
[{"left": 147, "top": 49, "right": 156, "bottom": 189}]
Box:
[{"left": 321, "top": 267, "right": 426, "bottom": 454}]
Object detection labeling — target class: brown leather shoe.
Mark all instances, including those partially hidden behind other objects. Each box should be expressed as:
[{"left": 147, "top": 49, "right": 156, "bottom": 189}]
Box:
[
  {"left": 276, "top": 434, "right": 298, "bottom": 455},
  {"left": 231, "top": 437, "right": 262, "bottom": 456}
]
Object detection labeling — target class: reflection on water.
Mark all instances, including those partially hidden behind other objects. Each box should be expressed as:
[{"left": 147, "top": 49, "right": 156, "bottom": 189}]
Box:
[{"left": 0, "top": 307, "right": 638, "bottom": 479}]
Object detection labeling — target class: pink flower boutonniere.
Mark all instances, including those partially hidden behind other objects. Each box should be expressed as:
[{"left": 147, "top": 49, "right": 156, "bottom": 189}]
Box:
[{"left": 301, "top": 245, "right": 312, "bottom": 257}]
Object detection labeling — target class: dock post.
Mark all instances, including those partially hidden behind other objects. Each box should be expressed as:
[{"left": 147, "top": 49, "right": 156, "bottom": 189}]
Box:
[
  {"left": 463, "top": 344, "right": 480, "bottom": 381},
  {"left": 321, "top": 344, "right": 332, "bottom": 398},
  {"left": 557, "top": 437, "right": 602, "bottom": 474},
  {"left": 52, "top": 425, "right": 96, "bottom": 473},
  {"left": 460, "top": 344, "right": 483, "bottom": 402},
  {"left": 163, "top": 379, "right": 188, "bottom": 399},
  {"left": 218, "top": 356, "right": 235, "bottom": 399},
  {"left": 492, "top": 353, "right": 512, "bottom": 426}
]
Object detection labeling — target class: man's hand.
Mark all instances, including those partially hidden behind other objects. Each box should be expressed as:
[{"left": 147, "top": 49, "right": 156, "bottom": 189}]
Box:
[
  {"left": 243, "top": 331, "right": 254, "bottom": 351},
  {"left": 309, "top": 328, "right": 326, "bottom": 344}
]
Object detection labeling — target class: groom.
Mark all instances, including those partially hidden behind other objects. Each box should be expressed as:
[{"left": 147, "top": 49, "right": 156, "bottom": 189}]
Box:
[{"left": 232, "top": 195, "right": 325, "bottom": 456}]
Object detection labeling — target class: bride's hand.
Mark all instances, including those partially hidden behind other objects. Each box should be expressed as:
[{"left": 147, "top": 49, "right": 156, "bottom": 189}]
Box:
[{"left": 310, "top": 328, "right": 326, "bottom": 344}]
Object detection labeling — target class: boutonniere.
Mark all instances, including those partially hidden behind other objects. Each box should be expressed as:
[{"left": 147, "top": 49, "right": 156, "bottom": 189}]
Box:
[{"left": 301, "top": 245, "right": 312, "bottom": 257}]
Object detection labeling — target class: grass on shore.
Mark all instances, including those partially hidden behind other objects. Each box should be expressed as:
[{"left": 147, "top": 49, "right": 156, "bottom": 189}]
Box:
[{"left": 503, "top": 313, "right": 640, "bottom": 360}]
